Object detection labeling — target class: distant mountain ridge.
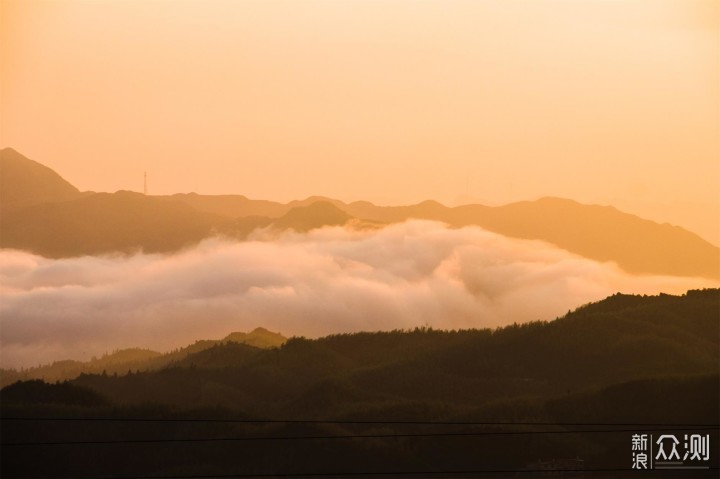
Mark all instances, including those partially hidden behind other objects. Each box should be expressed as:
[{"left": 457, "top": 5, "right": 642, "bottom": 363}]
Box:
[
  {"left": 1, "top": 147, "right": 718, "bottom": 279},
  {"left": 0, "top": 327, "right": 286, "bottom": 388}
]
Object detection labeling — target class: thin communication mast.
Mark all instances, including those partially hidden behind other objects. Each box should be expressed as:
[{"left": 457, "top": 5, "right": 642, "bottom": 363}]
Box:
[{"left": 144, "top": 171, "right": 147, "bottom": 195}]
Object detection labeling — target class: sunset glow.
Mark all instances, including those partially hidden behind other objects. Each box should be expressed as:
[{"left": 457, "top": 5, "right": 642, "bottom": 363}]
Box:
[
  {"left": 2, "top": 0, "right": 718, "bottom": 243},
  {"left": 1, "top": 2, "right": 719, "bottom": 476}
]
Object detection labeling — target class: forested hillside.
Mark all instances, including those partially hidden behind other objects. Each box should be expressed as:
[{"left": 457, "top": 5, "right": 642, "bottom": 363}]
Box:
[
  {"left": 0, "top": 328, "right": 286, "bottom": 388},
  {"left": 2, "top": 290, "right": 718, "bottom": 477}
]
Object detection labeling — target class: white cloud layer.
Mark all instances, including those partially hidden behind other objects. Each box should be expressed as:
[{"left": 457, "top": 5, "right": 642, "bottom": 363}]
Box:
[{"left": 1, "top": 221, "right": 716, "bottom": 368}]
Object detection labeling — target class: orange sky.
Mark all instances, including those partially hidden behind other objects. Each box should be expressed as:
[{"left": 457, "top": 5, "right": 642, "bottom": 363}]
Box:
[{"left": 1, "top": 0, "right": 718, "bottom": 244}]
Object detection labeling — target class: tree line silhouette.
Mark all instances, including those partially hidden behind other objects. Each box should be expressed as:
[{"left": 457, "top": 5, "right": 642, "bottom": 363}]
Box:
[{"left": 1, "top": 289, "right": 718, "bottom": 477}]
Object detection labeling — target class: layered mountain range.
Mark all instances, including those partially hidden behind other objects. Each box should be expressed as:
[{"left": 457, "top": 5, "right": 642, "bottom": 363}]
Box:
[{"left": 1, "top": 147, "right": 718, "bottom": 279}]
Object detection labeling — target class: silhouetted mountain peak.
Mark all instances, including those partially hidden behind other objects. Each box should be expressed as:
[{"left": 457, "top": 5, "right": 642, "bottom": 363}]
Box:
[
  {"left": 415, "top": 199, "right": 446, "bottom": 208},
  {"left": 0, "top": 147, "right": 80, "bottom": 211},
  {"left": 273, "top": 201, "right": 352, "bottom": 232},
  {"left": 222, "top": 328, "right": 287, "bottom": 349},
  {"left": 1, "top": 147, "right": 20, "bottom": 156},
  {"left": 286, "top": 196, "right": 342, "bottom": 209}
]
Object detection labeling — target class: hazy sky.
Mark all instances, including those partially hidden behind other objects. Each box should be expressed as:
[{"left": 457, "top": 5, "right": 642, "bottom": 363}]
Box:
[{"left": 1, "top": 0, "right": 718, "bottom": 243}]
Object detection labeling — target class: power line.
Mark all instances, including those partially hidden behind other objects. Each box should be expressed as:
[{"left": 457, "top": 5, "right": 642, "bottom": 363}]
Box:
[
  {"left": 4, "top": 426, "right": 717, "bottom": 447},
  {"left": 2, "top": 417, "right": 718, "bottom": 427},
  {"left": 30, "top": 467, "right": 720, "bottom": 479}
]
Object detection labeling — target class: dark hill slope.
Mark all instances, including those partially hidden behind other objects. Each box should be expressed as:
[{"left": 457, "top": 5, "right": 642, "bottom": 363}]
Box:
[
  {"left": 0, "top": 328, "right": 287, "bottom": 387},
  {"left": 3, "top": 290, "right": 717, "bottom": 478},
  {"left": 66, "top": 289, "right": 718, "bottom": 413}
]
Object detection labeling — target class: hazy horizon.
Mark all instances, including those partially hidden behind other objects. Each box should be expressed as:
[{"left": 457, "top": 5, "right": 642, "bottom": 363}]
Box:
[
  {"left": 3, "top": 145, "right": 720, "bottom": 251},
  {"left": 2, "top": 0, "right": 718, "bottom": 244}
]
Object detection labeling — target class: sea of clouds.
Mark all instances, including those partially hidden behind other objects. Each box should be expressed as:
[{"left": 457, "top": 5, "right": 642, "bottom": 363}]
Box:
[{"left": 1, "top": 221, "right": 716, "bottom": 368}]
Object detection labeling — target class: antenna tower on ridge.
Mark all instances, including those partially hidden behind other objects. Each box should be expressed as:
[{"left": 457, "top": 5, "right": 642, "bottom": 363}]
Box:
[{"left": 144, "top": 171, "right": 147, "bottom": 195}]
